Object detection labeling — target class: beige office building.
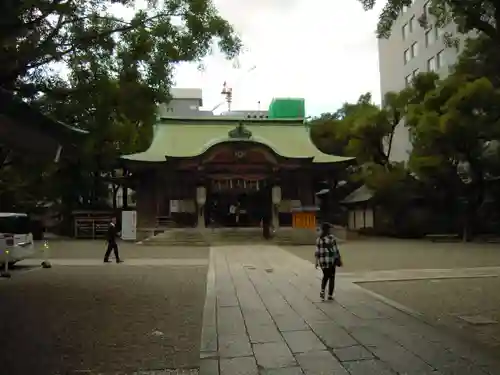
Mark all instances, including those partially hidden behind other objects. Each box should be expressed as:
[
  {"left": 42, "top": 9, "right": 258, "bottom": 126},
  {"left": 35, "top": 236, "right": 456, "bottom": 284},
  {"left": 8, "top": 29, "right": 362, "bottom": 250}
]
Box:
[{"left": 378, "top": 0, "right": 467, "bottom": 162}]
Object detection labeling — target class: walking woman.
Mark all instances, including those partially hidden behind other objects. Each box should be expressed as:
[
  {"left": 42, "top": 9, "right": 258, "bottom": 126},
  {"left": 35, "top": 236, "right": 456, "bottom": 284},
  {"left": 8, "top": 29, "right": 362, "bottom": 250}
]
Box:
[{"left": 315, "top": 223, "right": 342, "bottom": 301}]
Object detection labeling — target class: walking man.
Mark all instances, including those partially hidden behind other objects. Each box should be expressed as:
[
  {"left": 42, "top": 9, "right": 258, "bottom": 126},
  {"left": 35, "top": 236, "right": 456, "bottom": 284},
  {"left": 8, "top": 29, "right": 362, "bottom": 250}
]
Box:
[{"left": 104, "top": 217, "right": 122, "bottom": 263}]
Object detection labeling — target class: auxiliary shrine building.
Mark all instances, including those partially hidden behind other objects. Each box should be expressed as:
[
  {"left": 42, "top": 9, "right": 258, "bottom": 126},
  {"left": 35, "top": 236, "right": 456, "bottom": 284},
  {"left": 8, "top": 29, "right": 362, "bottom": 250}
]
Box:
[{"left": 121, "top": 93, "right": 353, "bottom": 232}]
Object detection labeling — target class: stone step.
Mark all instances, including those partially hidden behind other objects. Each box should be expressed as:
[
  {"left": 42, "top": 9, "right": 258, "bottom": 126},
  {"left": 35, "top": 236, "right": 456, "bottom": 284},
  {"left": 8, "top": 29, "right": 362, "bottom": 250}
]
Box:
[{"left": 139, "top": 227, "right": 324, "bottom": 246}]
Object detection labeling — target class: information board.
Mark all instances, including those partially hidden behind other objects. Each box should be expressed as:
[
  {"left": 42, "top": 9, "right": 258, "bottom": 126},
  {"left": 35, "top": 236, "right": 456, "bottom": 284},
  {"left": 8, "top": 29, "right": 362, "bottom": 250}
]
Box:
[{"left": 121, "top": 210, "right": 137, "bottom": 241}]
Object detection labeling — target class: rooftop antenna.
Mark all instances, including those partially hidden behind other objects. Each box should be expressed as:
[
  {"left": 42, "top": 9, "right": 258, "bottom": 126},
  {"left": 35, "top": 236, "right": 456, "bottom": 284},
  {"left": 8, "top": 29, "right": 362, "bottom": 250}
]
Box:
[
  {"left": 221, "top": 81, "right": 233, "bottom": 112},
  {"left": 211, "top": 65, "right": 257, "bottom": 113},
  {"left": 257, "top": 101, "right": 261, "bottom": 111}
]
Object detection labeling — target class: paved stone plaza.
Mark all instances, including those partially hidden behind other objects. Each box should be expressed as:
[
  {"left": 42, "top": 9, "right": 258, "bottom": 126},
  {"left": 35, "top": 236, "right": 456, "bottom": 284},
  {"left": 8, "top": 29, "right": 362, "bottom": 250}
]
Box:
[
  {"left": 200, "top": 245, "right": 500, "bottom": 375},
  {"left": 3, "top": 240, "right": 500, "bottom": 374}
]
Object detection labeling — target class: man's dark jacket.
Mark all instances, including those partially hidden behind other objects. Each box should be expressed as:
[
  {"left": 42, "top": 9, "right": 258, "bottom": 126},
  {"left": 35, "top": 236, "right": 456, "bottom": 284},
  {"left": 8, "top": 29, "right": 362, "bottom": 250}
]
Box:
[{"left": 107, "top": 223, "right": 119, "bottom": 243}]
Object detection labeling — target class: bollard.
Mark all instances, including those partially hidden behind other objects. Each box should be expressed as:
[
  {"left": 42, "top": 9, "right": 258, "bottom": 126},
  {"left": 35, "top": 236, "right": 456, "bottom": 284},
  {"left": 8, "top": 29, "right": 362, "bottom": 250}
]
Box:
[
  {"left": 1, "top": 250, "right": 11, "bottom": 278},
  {"left": 41, "top": 240, "right": 52, "bottom": 269}
]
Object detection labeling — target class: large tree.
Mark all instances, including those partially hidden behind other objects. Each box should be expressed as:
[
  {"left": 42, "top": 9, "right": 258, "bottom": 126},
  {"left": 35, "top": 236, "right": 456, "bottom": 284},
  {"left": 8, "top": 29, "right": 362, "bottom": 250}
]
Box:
[
  {"left": 310, "top": 92, "right": 418, "bottom": 231},
  {"left": 310, "top": 92, "right": 407, "bottom": 169},
  {"left": 407, "top": 71, "right": 500, "bottom": 238},
  {"left": 2, "top": 0, "right": 241, "bottom": 96},
  {"left": 0, "top": 0, "right": 242, "bottom": 212}
]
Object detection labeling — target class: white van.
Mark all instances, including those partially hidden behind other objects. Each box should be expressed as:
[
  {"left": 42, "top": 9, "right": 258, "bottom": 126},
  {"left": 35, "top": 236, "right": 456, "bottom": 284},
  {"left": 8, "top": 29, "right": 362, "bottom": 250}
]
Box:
[{"left": 0, "top": 213, "right": 36, "bottom": 265}]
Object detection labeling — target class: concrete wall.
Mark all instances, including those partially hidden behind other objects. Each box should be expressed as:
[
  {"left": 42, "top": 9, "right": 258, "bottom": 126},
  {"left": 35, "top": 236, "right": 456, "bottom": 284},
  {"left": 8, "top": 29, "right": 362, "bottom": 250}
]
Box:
[
  {"left": 157, "top": 99, "right": 209, "bottom": 117},
  {"left": 157, "top": 88, "right": 211, "bottom": 117}
]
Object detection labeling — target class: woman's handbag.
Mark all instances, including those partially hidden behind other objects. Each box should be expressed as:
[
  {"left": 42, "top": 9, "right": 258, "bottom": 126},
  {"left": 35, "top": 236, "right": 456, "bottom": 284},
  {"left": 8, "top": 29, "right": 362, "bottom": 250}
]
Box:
[{"left": 333, "top": 240, "right": 343, "bottom": 267}]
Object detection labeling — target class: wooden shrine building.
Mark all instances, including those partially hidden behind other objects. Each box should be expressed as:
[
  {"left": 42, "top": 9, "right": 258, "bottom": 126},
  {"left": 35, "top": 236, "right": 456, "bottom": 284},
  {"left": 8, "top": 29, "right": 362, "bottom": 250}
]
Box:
[
  {"left": 0, "top": 88, "right": 87, "bottom": 161},
  {"left": 121, "top": 114, "right": 353, "bottom": 232}
]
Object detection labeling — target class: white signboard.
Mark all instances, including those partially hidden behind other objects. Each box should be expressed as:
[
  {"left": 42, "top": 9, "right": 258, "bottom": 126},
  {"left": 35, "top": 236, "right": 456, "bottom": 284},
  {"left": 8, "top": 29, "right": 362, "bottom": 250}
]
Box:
[
  {"left": 121, "top": 210, "right": 137, "bottom": 241},
  {"left": 170, "top": 200, "right": 180, "bottom": 213}
]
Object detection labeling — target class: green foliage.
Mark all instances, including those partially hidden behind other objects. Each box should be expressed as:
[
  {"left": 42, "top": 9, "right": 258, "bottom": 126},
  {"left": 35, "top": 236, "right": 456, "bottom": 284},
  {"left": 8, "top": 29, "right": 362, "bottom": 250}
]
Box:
[
  {"left": 1, "top": 0, "right": 241, "bottom": 94},
  {"left": 404, "top": 62, "right": 500, "bottom": 238},
  {"left": 310, "top": 92, "right": 404, "bottom": 167},
  {"left": 358, "top": 0, "right": 500, "bottom": 42},
  {"left": 0, "top": 0, "right": 242, "bottom": 212},
  {"left": 452, "top": 35, "right": 500, "bottom": 86},
  {"left": 309, "top": 91, "right": 414, "bottom": 213},
  {"left": 408, "top": 74, "right": 500, "bottom": 181}
]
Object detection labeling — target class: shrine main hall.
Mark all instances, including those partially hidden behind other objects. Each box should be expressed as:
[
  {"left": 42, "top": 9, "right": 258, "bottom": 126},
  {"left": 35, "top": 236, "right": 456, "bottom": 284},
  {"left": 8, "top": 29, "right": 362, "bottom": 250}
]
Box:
[{"left": 121, "top": 99, "right": 353, "bottom": 231}]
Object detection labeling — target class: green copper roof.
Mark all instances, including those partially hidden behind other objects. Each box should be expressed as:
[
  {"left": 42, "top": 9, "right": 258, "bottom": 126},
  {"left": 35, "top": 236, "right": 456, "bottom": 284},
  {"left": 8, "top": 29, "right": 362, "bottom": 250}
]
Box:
[{"left": 122, "top": 117, "right": 353, "bottom": 164}]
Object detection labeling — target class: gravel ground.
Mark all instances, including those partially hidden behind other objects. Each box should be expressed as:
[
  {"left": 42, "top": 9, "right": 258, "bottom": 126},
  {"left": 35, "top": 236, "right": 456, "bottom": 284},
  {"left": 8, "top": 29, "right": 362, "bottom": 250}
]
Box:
[
  {"left": 359, "top": 277, "right": 500, "bottom": 356},
  {"left": 0, "top": 265, "right": 207, "bottom": 375},
  {"left": 283, "top": 239, "right": 500, "bottom": 271},
  {"left": 34, "top": 240, "right": 209, "bottom": 260}
]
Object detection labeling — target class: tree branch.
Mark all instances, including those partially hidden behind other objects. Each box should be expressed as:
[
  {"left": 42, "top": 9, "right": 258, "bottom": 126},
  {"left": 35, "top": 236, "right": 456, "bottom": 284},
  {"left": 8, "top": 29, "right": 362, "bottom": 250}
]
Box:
[{"left": 0, "top": 0, "right": 67, "bottom": 36}]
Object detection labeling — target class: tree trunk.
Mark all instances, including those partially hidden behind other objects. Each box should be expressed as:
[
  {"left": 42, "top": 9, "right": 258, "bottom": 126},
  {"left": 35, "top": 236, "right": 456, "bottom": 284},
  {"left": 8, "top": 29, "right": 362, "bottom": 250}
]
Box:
[
  {"left": 112, "top": 184, "right": 118, "bottom": 209},
  {"left": 122, "top": 167, "right": 129, "bottom": 209}
]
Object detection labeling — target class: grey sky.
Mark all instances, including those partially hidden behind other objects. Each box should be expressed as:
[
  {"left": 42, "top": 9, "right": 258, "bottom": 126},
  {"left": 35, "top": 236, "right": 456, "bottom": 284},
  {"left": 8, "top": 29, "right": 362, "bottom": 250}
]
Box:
[{"left": 117, "top": 0, "right": 385, "bottom": 116}]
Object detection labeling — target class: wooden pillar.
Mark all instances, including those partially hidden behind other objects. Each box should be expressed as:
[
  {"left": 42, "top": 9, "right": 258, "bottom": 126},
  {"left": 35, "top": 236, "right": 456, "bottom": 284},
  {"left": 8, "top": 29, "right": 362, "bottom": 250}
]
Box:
[
  {"left": 136, "top": 173, "right": 156, "bottom": 227},
  {"left": 196, "top": 173, "right": 207, "bottom": 229},
  {"left": 300, "top": 174, "right": 314, "bottom": 206},
  {"left": 271, "top": 184, "right": 281, "bottom": 231}
]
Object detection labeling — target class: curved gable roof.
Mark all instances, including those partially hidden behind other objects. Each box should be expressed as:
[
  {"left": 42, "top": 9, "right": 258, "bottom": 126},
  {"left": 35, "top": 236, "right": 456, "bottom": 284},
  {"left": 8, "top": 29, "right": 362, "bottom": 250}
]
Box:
[{"left": 122, "top": 120, "right": 353, "bottom": 164}]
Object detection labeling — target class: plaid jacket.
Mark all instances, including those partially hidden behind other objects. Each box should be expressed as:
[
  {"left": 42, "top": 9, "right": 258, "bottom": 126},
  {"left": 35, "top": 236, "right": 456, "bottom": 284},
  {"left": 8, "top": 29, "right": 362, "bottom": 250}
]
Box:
[{"left": 315, "top": 234, "right": 340, "bottom": 269}]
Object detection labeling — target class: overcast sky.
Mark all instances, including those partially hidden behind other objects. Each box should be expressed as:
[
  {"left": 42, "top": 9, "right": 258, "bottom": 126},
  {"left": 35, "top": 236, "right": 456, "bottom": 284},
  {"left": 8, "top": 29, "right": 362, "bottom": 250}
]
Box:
[
  {"left": 117, "top": 0, "right": 385, "bottom": 116},
  {"left": 187, "top": 0, "right": 385, "bottom": 115}
]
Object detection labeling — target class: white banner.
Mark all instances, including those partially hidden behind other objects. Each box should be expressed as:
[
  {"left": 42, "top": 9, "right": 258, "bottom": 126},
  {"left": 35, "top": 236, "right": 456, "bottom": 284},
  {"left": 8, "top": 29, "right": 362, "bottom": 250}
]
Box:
[{"left": 121, "top": 210, "right": 137, "bottom": 241}]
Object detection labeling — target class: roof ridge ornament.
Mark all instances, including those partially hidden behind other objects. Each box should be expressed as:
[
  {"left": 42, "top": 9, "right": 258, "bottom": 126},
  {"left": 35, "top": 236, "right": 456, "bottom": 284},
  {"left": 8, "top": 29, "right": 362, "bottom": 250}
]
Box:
[{"left": 228, "top": 122, "right": 252, "bottom": 139}]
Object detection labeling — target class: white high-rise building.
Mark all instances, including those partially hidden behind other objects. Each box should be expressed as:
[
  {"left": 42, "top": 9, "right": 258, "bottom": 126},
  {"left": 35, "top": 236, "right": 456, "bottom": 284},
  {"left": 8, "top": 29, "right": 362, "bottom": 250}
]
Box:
[{"left": 378, "top": 0, "right": 468, "bottom": 162}]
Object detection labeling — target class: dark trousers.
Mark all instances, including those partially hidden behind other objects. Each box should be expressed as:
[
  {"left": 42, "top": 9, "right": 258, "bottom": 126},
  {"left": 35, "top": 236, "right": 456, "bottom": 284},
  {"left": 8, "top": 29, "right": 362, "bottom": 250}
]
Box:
[
  {"left": 321, "top": 266, "right": 336, "bottom": 296},
  {"left": 104, "top": 241, "right": 120, "bottom": 262}
]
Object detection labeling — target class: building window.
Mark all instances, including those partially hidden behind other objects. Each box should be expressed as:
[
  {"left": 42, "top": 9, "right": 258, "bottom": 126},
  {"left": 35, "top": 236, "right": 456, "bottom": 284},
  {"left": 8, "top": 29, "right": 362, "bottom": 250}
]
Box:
[
  {"left": 402, "top": 23, "right": 409, "bottom": 40},
  {"left": 425, "top": 28, "right": 435, "bottom": 46},
  {"left": 411, "top": 42, "right": 418, "bottom": 58},
  {"left": 405, "top": 74, "right": 412, "bottom": 87},
  {"left": 434, "top": 26, "right": 445, "bottom": 40},
  {"left": 403, "top": 5, "right": 408, "bottom": 12},
  {"left": 412, "top": 68, "right": 420, "bottom": 78},
  {"left": 404, "top": 49, "right": 411, "bottom": 64},
  {"left": 427, "top": 56, "right": 437, "bottom": 72},
  {"left": 436, "top": 50, "right": 445, "bottom": 69},
  {"left": 423, "top": 1, "right": 430, "bottom": 17},
  {"left": 409, "top": 16, "right": 415, "bottom": 32}
]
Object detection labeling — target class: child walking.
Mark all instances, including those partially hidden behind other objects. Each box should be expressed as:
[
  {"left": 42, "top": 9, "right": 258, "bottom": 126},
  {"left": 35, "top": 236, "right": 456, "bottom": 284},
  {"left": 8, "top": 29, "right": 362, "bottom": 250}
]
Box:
[{"left": 315, "top": 223, "right": 342, "bottom": 301}]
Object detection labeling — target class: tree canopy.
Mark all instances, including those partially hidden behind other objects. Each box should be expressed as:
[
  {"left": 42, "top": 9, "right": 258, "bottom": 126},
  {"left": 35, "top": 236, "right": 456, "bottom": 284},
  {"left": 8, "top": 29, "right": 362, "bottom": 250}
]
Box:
[
  {"left": 2, "top": 0, "right": 241, "bottom": 96},
  {"left": 0, "top": 0, "right": 242, "bottom": 213},
  {"left": 310, "top": 92, "right": 404, "bottom": 166}
]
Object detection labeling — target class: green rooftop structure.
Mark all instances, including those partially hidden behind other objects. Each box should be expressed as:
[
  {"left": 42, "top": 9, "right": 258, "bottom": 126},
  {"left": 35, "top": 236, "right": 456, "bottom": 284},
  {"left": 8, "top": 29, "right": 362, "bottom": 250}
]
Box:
[
  {"left": 121, "top": 113, "right": 353, "bottom": 232},
  {"left": 267, "top": 98, "right": 305, "bottom": 119}
]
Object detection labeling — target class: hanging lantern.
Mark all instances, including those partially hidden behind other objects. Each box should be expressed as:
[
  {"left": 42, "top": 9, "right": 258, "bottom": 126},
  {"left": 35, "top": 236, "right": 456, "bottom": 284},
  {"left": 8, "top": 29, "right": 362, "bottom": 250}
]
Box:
[
  {"left": 196, "top": 186, "right": 206, "bottom": 205},
  {"left": 272, "top": 186, "right": 282, "bottom": 205}
]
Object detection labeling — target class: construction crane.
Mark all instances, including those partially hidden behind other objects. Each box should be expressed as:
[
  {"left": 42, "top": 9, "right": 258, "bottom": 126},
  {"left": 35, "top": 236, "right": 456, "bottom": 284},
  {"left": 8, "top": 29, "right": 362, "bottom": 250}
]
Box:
[{"left": 211, "top": 65, "right": 257, "bottom": 113}]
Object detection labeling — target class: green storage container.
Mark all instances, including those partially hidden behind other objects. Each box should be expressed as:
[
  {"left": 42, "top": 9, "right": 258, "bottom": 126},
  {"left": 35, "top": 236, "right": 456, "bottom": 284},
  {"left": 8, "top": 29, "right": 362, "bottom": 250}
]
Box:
[{"left": 268, "top": 98, "right": 305, "bottom": 119}]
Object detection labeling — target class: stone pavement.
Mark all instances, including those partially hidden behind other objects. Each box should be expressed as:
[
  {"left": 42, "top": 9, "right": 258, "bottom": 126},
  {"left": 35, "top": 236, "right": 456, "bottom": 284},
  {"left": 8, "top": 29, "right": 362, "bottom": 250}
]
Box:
[
  {"left": 199, "top": 245, "right": 500, "bottom": 375},
  {"left": 21, "top": 258, "right": 208, "bottom": 267}
]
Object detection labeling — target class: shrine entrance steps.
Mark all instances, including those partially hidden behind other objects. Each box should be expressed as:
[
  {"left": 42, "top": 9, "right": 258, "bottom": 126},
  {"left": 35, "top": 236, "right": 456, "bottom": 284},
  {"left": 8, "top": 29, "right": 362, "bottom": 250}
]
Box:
[{"left": 138, "top": 227, "right": 319, "bottom": 246}]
